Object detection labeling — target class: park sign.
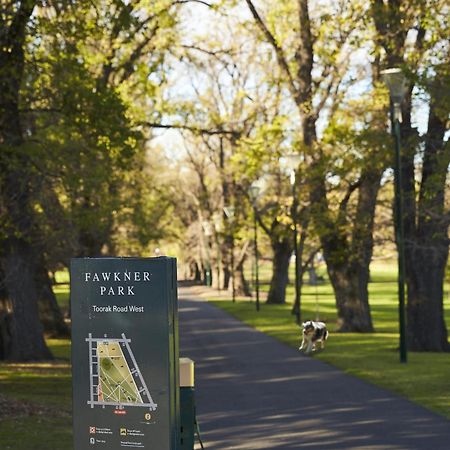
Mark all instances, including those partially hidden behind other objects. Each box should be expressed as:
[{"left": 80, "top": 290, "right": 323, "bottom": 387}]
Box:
[{"left": 70, "top": 257, "right": 179, "bottom": 450}]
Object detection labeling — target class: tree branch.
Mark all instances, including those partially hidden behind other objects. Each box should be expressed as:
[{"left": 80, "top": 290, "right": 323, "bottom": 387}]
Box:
[
  {"left": 338, "top": 179, "right": 362, "bottom": 223},
  {"left": 245, "top": 0, "right": 298, "bottom": 100},
  {"left": 118, "top": 24, "right": 160, "bottom": 84},
  {"left": 144, "top": 122, "right": 238, "bottom": 137},
  {"left": 301, "top": 246, "right": 321, "bottom": 272},
  {"left": 181, "top": 44, "right": 233, "bottom": 57},
  {"left": 173, "top": 0, "right": 214, "bottom": 7}
]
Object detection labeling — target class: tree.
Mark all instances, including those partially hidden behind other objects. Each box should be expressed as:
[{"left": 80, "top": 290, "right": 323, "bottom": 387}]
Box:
[
  {"left": 0, "top": 0, "right": 183, "bottom": 359},
  {"left": 372, "top": 0, "right": 449, "bottom": 350},
  {"left": 244, "top": 0, "right": 385, "bottom": 331},
  {"left": 147, "top": 27, "right": 275, "bottom": 295},
  {"left": 42, "top": 0, "right": 179, "bottom": 258},
  {"left": 0, "top": 0, "right": 52, "bottom": 360}
]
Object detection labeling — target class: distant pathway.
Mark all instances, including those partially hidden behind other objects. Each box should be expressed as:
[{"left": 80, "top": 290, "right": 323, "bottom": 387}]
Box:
[{"left": 178, "top": 286, "right": 450, "bottom": 450}]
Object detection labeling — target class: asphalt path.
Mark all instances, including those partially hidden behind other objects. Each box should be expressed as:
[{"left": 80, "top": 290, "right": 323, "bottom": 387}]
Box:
[{"left": 178, "top": 286, "right": 450, "bottom": 450}]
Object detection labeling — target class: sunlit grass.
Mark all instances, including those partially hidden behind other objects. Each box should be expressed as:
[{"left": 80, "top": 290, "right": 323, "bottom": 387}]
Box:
[
  {"left": 53, "top": 283, "right": 70, "bottom": 311},
  {"left": 211, "top": 261, "right": 450, "bottom": 419}
]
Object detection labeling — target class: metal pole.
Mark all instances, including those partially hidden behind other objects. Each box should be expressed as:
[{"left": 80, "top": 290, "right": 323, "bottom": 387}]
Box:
[
  {"left": 253, "top": 207, "right": 260, "bottom": 312},
  {"left": 392, "top": 105, "right": 407, "bottom": 364},
  {"left": 292, "top": 174, "right": 301, "bottom": 324},
  {"left": 206, "top": 238, "right": 212, "bottom": 287},
  {"left": 231, "top": 235, "right": 236, "bottom": 302},
  {"left": 216, "top": 240, "right": 221, "bottom": 293}
]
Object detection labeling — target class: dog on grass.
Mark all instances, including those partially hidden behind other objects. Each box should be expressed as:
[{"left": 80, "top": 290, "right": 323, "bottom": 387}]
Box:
[{"left": 299, "top": 320, "right": 328, "bottom": 354}]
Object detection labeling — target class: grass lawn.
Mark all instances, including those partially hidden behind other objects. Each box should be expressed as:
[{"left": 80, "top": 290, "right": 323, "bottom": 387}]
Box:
[
  {"left": 0, "top": 275, "right": 72, "bottom": 450},
  {"left": 0, "top": 264, "right": 449, "bottom": 450},
  {"left": 0, "top": 339, "right": 72, "bottom": 449},
  {"left": 210, "top": 261, "right": 450, "bottom": 419}
]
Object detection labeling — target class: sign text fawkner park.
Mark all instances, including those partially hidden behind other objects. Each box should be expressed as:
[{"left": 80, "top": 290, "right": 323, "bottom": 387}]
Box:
[{"left": 71, "top": 257, "right": 179, "bottom": 450}]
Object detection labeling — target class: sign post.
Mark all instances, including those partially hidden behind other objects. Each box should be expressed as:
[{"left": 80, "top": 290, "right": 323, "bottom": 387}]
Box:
[{"left": 71, "top": 257, "right": 179, "bottom": 450}]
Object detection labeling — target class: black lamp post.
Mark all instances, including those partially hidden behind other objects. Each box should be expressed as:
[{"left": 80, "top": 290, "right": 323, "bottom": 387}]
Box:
[
  {"left": 223, "top": 206, "right": 236, "bottom": 302},
  {"left": 280, "top": 154, "right": 303, "bottom": 324},
  {"left": 202, "top": 220, "right": 213, "bottom": 287},
  {"left": 213, "top": 213, "right": 222, "bottom": 294},
  {"left": 248, "top": 184, "right": 261, "bottom": 312},
  {"left": 381, "top": 67, "right": 408, "bottom": 364}
]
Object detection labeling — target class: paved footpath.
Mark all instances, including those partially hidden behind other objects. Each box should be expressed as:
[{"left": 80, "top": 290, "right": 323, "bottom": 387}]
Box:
[{"left": 178, "top": 286, "right": 450, "bottom": 450}]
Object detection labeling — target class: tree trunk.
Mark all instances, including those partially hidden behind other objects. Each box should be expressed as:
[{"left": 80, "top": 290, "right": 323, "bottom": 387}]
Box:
[
  {"left": 223, "top": 265, "right": 231, "bottom": 290},
  {"left": 328, "top": 263, "right": 374, "bottom": 332},
  {"left": 309, "top": 160, "right": 376, "bottom": 332},
  {"left": 407, "top": 251, "right": 448, "bottom": 351},
  {"left": 227, "top": 240, "right": 251, "bottom": 297},
  {"left": 36, "top": 264, "right": 70, "bottom": 338},
  {"left": 193, "top": 262, "right": 201, "bottom": 281},
  {"left": 0, "top": 269, "right": 13, "bottom": 359},
  {"left": 234, "top": 257, "right": 251, "bottom": 297},
  {"left": 0, "top": 239, "right": 52, "bottom": 360},
  {"left": 348, "top": 167, "right": 382, "bottom": 332},
  {"left": 291, "top": 226, "right": 311, "bottom": 320},
  {"left": 0, "top": 1, "right": 52, "bottom": 360},
  {"left": 371, "top": 0, "right": 449, "bottom": 351},
  {"left": 405, "top": 98, "right": 449, "bottom": 351},
  {"left": 0, "top": 311, "right": 13, "bottom": 360},
  {"left": 266, "top": 237, "right": 292, "bottom": 304},
  {"left": 78, "top": 226, "right": 105, "bottom": 257},
  {"left": 222, "top": 233, "right": 233, "bottom": 290}
]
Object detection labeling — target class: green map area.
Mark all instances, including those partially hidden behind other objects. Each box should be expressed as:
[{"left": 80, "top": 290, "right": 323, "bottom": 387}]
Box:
[{"left": 97, "top": 342, "right": 142, "bottom": 404}]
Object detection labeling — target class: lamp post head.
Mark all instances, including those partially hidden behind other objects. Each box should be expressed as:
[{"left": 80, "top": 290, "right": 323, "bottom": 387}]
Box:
[
  {"left": 223, "top": 206, "right": 235, "bottom": 220},
  {"left": 380, "top": 68, "right": 408, "bottom": 105},
  {"left": 248, "top": 185, "right": 260, "bottom": 203},
  {"left": 212, "top": 213, "right": 222, "bottom": 232},
  {"left": 248, "top": 178, "right": 266, "bottom": 204},
  {"left": 280, "top": 154, "right": 302, "bottom": 185},
  {"left": 202, "top": 220, "right": 213, "bottom": 237}
]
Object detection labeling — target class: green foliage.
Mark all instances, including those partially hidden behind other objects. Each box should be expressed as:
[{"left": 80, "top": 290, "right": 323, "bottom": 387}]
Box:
[{"left": 3, "top": 0, "right": 185, "bottom": 263}]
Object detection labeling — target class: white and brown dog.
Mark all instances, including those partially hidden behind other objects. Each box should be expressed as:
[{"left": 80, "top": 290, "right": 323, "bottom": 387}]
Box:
[{"left": 299, "top": 320, "right": 328, "bottom": 354}]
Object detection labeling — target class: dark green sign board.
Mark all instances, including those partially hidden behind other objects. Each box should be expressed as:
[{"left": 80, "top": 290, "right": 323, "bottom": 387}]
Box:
[{"left": 71, "top": 257, "right": 179, "bottom": 450}]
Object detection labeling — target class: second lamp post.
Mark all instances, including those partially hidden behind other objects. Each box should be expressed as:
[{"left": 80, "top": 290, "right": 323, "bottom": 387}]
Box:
[
  {"left": 223, "top": 206, "right": 236, "bottom": 302},
  {"left": 248, "top": 184, "right": 261, "bottom": 312},
  {"left": 381, "top": 67, "right": 408, "bottom": 364}
]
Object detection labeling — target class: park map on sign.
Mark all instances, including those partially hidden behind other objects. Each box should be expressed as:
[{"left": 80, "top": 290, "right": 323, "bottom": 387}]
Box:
[
  {"left": 87, "top": 333, "right": 157, "bottom": 411},
  {"left": 97, "top": 342, "right": 142, "bottom": 404}
]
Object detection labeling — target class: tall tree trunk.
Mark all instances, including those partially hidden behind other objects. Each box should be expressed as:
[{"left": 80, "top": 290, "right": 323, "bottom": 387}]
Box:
[
  {"left": 0, "top": 239, "right": 52, "bottom": 360},
  {"left": 233, "top": 242, "right": 251, "bottom": 297},
  {"left": 291, "top": 227, "right": 308, "bottom": 319},
  {"left": 309, "top": 160, "right": 375, "bottom": 332},
  {"left": 223, "top": 264, "right": 231, "bottom": 290},
  {"left": 405, "top": 97, "right": 449, "bottom": 351},
  {"left": 36, "top": 264, "right": 70, "bottom": 338},
  {"left": 222, "top": 232, "right": 233, "bottom": 290},
  {"left": 234, "top": 262, "right": 251, "bottom": 297},
  {"left": 327, "top": 262, "right": 374, "bottom": 332},
  {"left": 0, "top": 1, "right": 52, "bottom": 360},
  {"left": 371, "top": 0, "right": 449, "bottom": 351},
  {"left": 407, "top": 253, "right": 448, "bottom": 351},
  {"left": 266, "top": 237, "right": 292, "bottom": 304},
  {"left": 349, "top": 167, "right": 382, "bottom": 331},
  {"left": 78, "top": 227, "right": 105, "bottom": 257},
  {"left": 0, "top": 268, "right": 13, "bottom": 359}
]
